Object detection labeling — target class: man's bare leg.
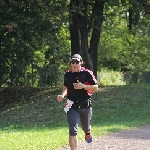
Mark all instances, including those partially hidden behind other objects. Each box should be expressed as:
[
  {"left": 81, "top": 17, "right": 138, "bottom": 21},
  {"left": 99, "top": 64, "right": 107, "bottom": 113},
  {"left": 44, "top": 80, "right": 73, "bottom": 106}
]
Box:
[{"left": 69, "top": 135, "right": 78, "bottom": 150}]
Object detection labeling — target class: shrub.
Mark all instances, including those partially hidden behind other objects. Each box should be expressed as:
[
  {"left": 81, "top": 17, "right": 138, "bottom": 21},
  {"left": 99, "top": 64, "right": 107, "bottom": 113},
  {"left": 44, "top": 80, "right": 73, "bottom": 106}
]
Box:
[{"left": 97, "top": 70, "right": 126, "bottom": 86}]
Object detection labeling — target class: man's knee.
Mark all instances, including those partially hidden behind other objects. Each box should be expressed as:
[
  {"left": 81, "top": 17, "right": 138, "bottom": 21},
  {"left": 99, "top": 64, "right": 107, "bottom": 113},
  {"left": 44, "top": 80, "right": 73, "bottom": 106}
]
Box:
[{"left": 69, "top": 125, "right": 78, "bottom": 136}]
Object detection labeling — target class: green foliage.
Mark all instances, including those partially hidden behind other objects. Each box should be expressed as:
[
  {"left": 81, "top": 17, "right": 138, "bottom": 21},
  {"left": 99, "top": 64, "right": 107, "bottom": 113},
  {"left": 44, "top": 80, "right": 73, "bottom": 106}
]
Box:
[
  {"left": 1, "top": 0, "right": 150, "bottom": 87},
  {"left": 98, "top": 70, "right": 126, "bottom": 86},
  {"left": 0, "top": 0, "right": 70, "bottom": 87},
  {"left": 99, "top": 2, "right": 150, "bottom": 75}
]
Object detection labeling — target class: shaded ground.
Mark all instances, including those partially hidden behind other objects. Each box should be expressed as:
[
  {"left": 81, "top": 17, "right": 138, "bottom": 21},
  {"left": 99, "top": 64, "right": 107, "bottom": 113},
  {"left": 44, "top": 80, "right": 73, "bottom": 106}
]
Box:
[{"left": 59, "top": 124, "right": 150, "bottom": 150}]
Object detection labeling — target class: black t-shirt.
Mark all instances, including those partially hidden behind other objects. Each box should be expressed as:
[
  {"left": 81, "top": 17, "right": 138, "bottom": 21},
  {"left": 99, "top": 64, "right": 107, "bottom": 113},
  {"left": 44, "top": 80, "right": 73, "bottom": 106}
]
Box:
[{"left": 64, "top": 67, "right": 98, "bottom": 102}]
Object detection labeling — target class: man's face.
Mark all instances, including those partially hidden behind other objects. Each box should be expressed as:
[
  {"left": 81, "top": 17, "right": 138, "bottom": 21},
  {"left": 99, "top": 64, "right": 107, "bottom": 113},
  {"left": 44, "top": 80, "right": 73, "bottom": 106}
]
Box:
[{"left": 71, "top": 60, "right": 82, "bottom": 72}]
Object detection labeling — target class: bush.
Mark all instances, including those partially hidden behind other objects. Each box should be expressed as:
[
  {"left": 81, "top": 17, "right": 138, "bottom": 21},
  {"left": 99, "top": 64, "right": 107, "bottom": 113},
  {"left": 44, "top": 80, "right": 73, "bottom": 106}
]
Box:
[{"left": 97, "top": 70, "right": 126, "bottom": 86}]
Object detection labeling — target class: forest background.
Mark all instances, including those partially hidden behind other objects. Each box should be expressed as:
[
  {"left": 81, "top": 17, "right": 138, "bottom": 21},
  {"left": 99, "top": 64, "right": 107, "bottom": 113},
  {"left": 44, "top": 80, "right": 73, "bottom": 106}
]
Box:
[
  {"left": 1, "top": 1, "right": 150, "bottom": 149},
  {"left": 1, "top": 0, "right": 150, "bottom": 88}
]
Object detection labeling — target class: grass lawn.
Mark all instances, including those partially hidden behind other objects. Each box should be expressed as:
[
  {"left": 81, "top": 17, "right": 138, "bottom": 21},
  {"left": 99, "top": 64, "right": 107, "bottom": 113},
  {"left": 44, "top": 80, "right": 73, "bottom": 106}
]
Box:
[{"left": 0, "top": 84, "right": 150, "bottom": 149}]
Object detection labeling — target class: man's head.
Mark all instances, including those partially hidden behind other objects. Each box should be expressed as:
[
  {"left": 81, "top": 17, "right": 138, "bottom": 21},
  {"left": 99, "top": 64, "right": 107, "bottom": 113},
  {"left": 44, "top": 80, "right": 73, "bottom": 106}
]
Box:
[
  {"left": 70, "top": 54, "right": 83, "bottom": 72},
  {"left": 70, "top": 54, "right": 82, "bottom": 62}
]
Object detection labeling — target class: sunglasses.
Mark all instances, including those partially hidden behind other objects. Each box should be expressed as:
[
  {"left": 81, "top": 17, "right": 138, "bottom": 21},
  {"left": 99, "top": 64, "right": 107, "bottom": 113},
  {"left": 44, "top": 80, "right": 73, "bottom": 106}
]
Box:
[{"left": 71, "top": 61, "right": 80, "bottom": 64}]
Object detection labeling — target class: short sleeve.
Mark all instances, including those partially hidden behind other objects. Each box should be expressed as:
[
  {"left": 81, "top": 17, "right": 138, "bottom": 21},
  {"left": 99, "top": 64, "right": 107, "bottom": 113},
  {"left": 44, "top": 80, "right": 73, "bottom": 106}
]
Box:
[{"left": 87, "top": 70, "right": 98, "bottom": 85}]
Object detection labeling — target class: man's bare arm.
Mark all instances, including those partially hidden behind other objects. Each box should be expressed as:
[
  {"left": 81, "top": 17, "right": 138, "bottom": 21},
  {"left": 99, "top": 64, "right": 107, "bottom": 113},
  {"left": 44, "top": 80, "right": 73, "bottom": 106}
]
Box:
[{"left": 57, "top": 86, "right": 67, "bottom": 102}]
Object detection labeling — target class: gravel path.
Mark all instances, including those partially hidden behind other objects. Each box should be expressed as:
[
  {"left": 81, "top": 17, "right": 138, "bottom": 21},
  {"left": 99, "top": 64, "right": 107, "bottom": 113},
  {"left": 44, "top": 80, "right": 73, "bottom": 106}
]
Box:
[{"left": 59, "top": 124, "right": 150, "bottom": 150}]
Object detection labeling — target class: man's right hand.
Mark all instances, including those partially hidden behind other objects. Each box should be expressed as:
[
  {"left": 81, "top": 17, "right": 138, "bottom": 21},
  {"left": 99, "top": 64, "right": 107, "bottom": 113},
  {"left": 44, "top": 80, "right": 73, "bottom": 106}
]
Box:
[{"left": 57, "top": 95, "right": 64, "bottom": 102}]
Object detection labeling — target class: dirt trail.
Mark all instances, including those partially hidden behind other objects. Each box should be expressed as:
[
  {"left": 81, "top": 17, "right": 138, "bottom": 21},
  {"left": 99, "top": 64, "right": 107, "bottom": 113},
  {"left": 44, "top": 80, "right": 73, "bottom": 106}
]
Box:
[{"left": 59, "top": 124, "right": 150, "bottom": 150}]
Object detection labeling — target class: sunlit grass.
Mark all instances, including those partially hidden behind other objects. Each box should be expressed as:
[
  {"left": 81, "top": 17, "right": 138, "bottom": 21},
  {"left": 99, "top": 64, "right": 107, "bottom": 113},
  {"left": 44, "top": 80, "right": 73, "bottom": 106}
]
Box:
[
  {"left": 0, "top": 128, "right": 69, "bottom": 150},
  {"left": 0, "top": 83, "right": 150, "bottom": 149}
]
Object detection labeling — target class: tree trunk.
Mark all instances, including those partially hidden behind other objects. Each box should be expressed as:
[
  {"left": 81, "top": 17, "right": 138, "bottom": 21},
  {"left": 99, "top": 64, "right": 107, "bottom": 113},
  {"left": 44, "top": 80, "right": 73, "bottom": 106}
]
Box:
[
  {"left": 89, "top": 0, "right": 104, "bottom": 78},
  {"left": 69, "top": 0, "right": 80, "bottom": 55},
  {"left": 80, "top": 0, "right": 93, "bottom": 71},
  {"left": 69, "top": 0, "right": 105, "bottom": 77},
  {"left": 128, "top": 6, "right": 132, "bottom": 31}
]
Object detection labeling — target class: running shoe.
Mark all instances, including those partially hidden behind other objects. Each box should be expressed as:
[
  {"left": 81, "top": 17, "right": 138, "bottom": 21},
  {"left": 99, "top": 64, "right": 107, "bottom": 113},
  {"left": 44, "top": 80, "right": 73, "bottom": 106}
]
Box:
[{"left": 85, "top": 134, "right": 92, "bottom": 143}]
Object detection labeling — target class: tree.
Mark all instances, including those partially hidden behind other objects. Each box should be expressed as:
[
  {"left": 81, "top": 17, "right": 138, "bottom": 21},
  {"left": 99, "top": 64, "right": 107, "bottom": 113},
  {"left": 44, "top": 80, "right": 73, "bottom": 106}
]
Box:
[
  {"left": 69, "top": 0, "right": 105, "bottom": 77},
  {"left": 0, "top": 0, "right": 69, "bottom": 86},
  {"left": 1, "top": 0, "right": 150, "bottom": 86}
]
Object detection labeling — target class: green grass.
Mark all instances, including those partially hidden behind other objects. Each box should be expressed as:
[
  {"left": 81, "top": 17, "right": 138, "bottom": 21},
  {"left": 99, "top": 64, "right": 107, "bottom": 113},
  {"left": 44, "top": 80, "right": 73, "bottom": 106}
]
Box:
[
  {"left": 0, "top": 84, "right": 150, "bottom": 149},
  {"left": 0, "top": 128, "right": 69, "bottom": 150}
]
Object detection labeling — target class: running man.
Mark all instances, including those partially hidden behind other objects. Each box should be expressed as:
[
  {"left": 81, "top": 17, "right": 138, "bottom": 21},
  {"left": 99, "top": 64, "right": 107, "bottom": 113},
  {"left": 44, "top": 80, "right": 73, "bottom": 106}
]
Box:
[{"left": 57, "top": 54, "right": 98, "bottom": 150}]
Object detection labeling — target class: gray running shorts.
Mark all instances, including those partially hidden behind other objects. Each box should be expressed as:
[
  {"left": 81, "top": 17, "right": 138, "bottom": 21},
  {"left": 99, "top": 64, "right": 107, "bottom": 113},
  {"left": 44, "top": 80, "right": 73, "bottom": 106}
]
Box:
[{"left": 67, "top": 107, "right": 92, "bottom": 136}]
